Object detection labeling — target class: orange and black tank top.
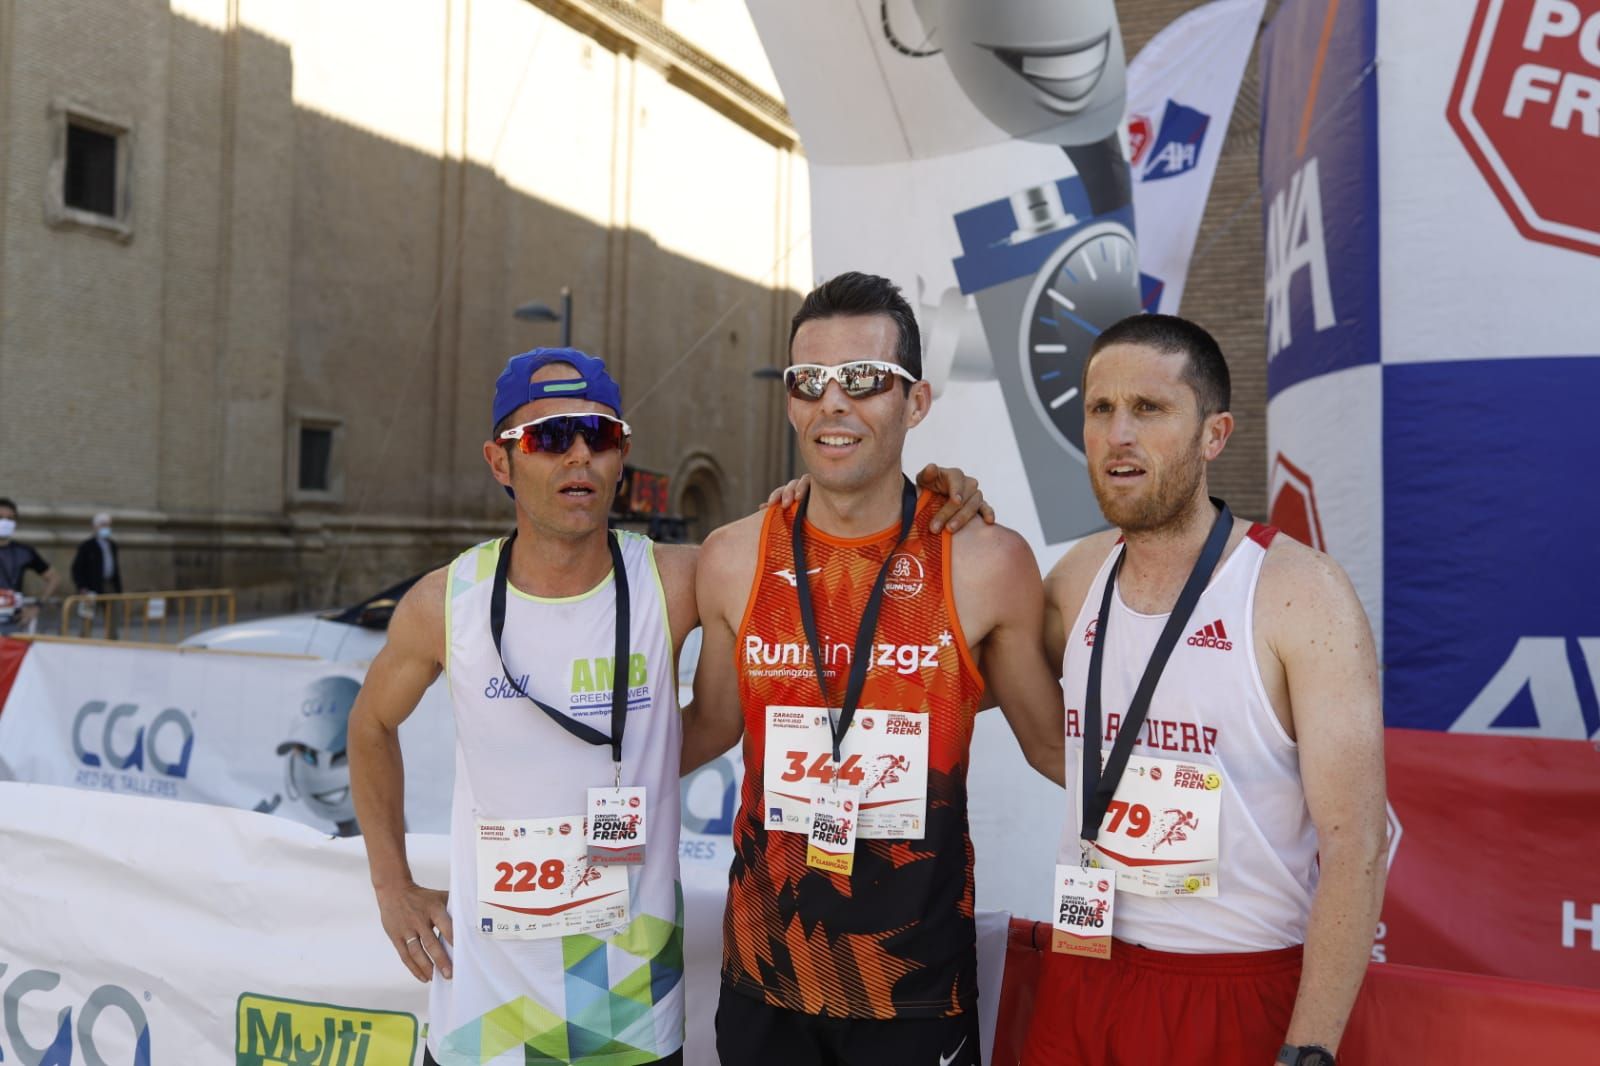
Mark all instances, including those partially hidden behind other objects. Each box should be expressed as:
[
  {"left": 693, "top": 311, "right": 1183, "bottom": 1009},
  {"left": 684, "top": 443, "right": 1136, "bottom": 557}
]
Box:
[{"left": 721, "top": 491, "right": 986, "bottom": 1019}]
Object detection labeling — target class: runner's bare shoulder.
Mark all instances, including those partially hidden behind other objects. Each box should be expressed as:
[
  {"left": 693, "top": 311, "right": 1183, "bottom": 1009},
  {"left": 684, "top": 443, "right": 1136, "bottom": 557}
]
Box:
[
  {"left": 697, "top": 508, "right": 768, "bottom": 618},
  {"left": 387, "top": 565, "right": 449, "bottom": 667},
  {"left": 1045, "top": 529, "right": 1122, "bottom": 622},
  {"left": 1254, "top": 532, "right": 1368, "bottom": 649},
  {"left": 948, "top": 518, "right": 1040, "bottom": 585}
]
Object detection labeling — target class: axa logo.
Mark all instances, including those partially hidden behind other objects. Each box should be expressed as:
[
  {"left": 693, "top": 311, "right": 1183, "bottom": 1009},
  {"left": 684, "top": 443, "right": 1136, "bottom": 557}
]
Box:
[
  {"left": 72, "top": 701, "right": 194, "bottom": 778},
  {"left": 1452, "top": 636, "right": 1600, "bottom": 740},
  {"left": 235, "top": 993, "right": 417, "bottom": 1066},
  {"left": 0, "top": 963, "right": 151, "bottom": 1066},
  {"left": 1138, "top": 99, "right": 1211, "bottom": 182},
  {"left": 771, "top": 567, "right": 821, "bottom": 588},
  {"left": 1186, "top": 620, "right": 1233, "bottom": 651},
  {"left": 1265, "top": 156, "right": 1337, "bottom": 359}
]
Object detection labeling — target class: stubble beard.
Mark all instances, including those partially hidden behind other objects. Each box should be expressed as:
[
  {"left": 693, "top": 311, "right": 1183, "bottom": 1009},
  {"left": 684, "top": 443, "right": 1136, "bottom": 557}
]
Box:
[{"left": 1091, "top": 428, "right": 1207, "bottom": 535}]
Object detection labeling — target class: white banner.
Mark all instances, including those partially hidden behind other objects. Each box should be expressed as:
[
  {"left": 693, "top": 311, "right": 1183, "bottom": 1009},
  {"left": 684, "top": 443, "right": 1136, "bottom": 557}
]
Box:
[
  {"left": 0, "top": 641, "right": 455, "bottom": 835},
  {"left": 1, "top": 646, "right": 1012, "bottom": 1064},
  {"left": 0, "top": 782, "right": 444, "bottom": 1066},
  {"left": 2, "top": 777, "right": 1010, "bottom": 1066},
  {"left": 1126, "top": 0, "right": 1267, "bottom": 314}
]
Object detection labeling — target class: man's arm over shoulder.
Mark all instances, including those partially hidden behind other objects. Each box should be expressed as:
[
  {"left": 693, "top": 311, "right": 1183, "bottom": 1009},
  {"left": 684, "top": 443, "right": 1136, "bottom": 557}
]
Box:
[
  {"left": 952, "top": 522, "right": 1065, "bottom": 786},
  {"left": 1043, "top": 530, "right": 1121, "bottom": 672},
  {"left": 349, "top": 566, "right": 454, "bottom": 982},
  {"left": 1262, "top": 541, "right": 1387, "bottom": 1053},
  {"left": 680, "top": 510, "right": 764, "bottom": 774}
]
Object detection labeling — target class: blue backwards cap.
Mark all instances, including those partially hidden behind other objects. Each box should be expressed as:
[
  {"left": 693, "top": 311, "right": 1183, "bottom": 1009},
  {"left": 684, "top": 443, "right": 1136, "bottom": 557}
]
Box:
[{"left": 492, "top": 348, "right": 623, "bottom": 429}]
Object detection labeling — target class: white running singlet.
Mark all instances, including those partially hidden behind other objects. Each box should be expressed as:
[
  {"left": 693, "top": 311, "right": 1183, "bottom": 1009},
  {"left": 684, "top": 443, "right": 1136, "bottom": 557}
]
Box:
[
  {"left": 432, "top": 532, "right": 683, "bottom": 1065},
  {"left": 1058, "top": 525, "right": 1319, "bottom": 953}
]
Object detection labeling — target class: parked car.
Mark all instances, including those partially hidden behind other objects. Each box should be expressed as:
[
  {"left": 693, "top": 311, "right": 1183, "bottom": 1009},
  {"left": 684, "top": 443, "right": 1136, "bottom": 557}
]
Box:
[
  {"left": 181, "top": 573, "right": 419, "bottom": 661},
  {"left": 183, "top": 573, "right": 703, "bottom": 699}
]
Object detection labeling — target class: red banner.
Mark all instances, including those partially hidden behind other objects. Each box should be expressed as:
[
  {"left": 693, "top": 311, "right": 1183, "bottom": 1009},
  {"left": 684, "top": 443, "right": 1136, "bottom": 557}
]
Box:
[
  {"left": 0, "top": 636, "right": 29, "bottom": 715},
  {"left": 993, "top": 921, "right": 1600, "bottom": 1064},
  {"left": 1343, "top": 962, "right": 1600, "bottom": 1062},
  {"left": 1379, "top": 728, "right": 1600, "bottom": 988}
]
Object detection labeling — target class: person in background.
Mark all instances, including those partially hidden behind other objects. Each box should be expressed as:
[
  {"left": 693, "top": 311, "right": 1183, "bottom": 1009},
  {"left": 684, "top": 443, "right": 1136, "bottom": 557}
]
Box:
[
  {"left": 0, "top": 497, "right": 58, "bottom": 635},
  {"left": 71, "top": 512, "right": 123, "bottom": 637}
]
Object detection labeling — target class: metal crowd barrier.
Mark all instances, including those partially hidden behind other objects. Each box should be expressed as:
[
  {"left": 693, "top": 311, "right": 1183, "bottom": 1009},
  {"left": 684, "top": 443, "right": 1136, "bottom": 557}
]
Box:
[{"left": 59, "top": 588, "right": 236, "bottom": 642}]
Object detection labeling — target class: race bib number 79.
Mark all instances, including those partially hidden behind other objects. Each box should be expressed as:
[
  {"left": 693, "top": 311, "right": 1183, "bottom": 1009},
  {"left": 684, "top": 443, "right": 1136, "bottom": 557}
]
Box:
[{"left": 1081, "top": 752, "right": 1224, "bottom": 899}]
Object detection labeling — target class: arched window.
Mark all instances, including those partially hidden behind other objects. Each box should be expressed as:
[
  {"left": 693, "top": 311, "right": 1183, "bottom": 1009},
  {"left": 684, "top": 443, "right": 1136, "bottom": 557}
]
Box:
[{"left": 672, "top": 453, "right": 727, "bottom": 544}]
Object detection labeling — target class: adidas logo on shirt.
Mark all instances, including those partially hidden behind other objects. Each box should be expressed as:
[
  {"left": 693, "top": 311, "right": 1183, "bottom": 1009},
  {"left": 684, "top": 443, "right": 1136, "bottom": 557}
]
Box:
[{"left": 1186, "top": 619, "right": 1233, "bottom": 651}]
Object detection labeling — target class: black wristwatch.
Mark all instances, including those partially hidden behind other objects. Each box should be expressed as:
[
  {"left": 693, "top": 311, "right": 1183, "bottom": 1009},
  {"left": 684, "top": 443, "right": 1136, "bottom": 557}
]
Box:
[{"left": 1276, "top": 1044, "right": 1336, "bottom": 1066}]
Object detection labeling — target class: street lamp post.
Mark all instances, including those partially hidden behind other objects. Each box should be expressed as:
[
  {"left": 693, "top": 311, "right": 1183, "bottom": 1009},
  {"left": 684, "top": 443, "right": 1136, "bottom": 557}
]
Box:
[
  {"left": 513, "top": 286, "right": 573, "bottom": 347},
  {"left": 752, "top": 366, "right": 795, "bottom": 483}
]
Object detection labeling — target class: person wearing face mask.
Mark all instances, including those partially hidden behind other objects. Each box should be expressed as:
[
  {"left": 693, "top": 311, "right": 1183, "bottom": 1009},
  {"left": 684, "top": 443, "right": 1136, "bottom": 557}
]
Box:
[
  {"left": 0, "top": 498, "right": 58, "bottom": 635},
  {"left": 71, "top": 512, "right": 123, "bottom": 597},
  {"left": 70, "top": 512, "right": 123, "bottom": 637}
]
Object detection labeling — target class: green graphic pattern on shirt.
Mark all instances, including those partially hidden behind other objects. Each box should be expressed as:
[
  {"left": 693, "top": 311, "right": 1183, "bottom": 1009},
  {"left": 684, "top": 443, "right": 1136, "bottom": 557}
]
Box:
[{"left": 436, "top": 888, "right": 684, "bottom": 1065}]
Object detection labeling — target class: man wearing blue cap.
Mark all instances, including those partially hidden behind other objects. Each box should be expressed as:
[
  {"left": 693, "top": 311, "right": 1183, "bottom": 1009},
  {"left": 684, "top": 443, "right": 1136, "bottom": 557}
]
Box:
[{"left": 350, "top": 347, "right": 983, "bottom": 1066}]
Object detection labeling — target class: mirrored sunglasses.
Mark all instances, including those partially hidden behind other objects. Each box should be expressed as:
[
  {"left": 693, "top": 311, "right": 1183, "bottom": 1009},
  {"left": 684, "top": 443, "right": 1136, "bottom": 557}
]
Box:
[
  {"left": 783, "top": 360, "right": 918, "bottom": 401},
  {"left": 498, "top": 413, "right": 631, "bottom": 455}
]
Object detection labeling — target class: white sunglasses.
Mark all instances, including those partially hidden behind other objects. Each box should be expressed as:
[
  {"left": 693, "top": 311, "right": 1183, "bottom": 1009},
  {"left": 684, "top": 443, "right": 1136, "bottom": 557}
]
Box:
[
  {"left": 783, "top": 360, "right": 918, "bottom": 400},
  {"left": 497, "top": 413, "right": 631, "bottom": 454}
]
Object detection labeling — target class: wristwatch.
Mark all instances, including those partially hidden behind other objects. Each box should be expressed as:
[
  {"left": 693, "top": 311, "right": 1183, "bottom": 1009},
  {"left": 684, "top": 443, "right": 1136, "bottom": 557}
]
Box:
[
  {"left": 950, "top": 155, "right": 1142, "bottom": 543},
  {"left": 1276, "top": 1044, "right": 1336, "bottom": 1065}
]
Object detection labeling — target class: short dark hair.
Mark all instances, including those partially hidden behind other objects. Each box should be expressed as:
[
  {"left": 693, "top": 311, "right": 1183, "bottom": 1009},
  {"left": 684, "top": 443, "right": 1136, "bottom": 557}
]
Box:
[
  {"left": 1085, "top": 313, "right": 1230, "bottom": 415},
  {"left": 789, "top": 271, "right": 923, "bottom": 381},
  {"left": 0, "top": 497, "right": 15, "bottom": 514}
]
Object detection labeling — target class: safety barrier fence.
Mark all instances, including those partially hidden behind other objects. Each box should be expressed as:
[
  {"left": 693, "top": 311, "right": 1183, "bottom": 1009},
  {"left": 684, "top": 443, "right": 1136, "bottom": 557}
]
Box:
[{"left": 58, "top": 587, "right": 235, "bottom": 642}]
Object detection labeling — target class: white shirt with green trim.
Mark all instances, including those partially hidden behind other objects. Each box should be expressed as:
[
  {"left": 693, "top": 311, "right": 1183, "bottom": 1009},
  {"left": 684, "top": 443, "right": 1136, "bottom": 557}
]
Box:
[{"left": 431, "top": 531, "right": 683, "bottom": 1066}]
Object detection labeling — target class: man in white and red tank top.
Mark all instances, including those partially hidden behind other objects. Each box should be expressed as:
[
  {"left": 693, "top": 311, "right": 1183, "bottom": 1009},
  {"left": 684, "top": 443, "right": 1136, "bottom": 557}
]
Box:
[{"left": 1025, "top": 315, "right": 1387, "bottom": 1066}]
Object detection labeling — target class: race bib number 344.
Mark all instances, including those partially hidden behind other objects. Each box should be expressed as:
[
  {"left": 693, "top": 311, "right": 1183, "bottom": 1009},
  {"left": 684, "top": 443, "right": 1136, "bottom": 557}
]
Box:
[
  {"left": 763, "top": 705, "right": 929, "bottom": 839},
  {"left": 476, "top": 816, "right": 628, "bottom": 940}
]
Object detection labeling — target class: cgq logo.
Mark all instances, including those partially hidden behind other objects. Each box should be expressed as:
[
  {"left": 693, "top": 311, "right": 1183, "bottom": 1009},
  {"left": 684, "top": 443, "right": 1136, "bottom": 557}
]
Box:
[
  {"left": 72, "top": 702, "right": 194, "bottom": 779},
  {"left": 0, "top": 963, "right": 151, "bottom": 1066}
]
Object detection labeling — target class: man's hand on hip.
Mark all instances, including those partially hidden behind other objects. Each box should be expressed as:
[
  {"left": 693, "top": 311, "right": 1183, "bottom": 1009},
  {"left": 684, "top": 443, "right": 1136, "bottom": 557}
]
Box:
[{"left": 377, "top": 882, "right": 454, "bottom": 982}]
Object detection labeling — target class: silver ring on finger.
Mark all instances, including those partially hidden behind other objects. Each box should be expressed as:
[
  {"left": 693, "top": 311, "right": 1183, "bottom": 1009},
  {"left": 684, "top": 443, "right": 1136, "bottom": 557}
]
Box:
[{"left": 405, "top": 935, "right": 421, "bottom": 945}]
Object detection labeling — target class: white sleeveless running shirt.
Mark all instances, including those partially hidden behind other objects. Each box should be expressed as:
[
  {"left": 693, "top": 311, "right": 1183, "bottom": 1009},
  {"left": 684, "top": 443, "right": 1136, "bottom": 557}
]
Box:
[
  {"left": 1058, "top": 525, "right": 1319, "bottom": 953},
  {"left": 431, "top": 532, "right": 683, "bottom": 1065}
]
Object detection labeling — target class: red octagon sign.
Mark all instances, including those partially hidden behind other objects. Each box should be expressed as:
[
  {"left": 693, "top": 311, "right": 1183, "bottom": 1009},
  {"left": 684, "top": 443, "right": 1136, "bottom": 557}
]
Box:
[
  {"left": 1448, "top": 0, "right": 1600, "bottom": 257},
  {"left": 1268, "top": 453, "right": 1325, "bottom": 552}
]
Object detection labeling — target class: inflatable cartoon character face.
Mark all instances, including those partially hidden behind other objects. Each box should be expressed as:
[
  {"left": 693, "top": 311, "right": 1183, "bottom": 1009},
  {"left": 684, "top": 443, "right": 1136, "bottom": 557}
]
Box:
[
  {"left": 936, "top": 0, "right": 1127, "bottom": 145},
  {"left": 277, "top": 675, "right": 361, "bottom": 824}
]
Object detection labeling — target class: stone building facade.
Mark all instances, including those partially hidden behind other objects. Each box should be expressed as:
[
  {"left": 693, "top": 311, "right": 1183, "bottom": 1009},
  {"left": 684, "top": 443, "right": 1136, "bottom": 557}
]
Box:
[
  {"left": 0, "top": 0, "right": 1274, "bottom": 615},
  {"left": 0, "top": 0, "right": 809, "bottom": 612}
]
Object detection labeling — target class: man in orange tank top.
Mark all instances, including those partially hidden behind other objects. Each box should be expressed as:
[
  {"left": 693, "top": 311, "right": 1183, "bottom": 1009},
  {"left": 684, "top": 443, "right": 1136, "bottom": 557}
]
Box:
[
  {"left": 683, "top": 272, "right": 1069, "bottom": 1066},
  {"left": 1028, "top": 315, "right": 1387, "bottom": 1066}
]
